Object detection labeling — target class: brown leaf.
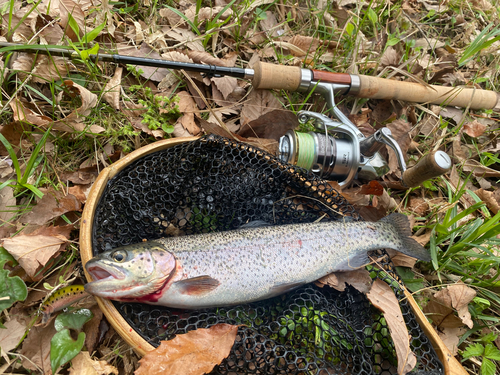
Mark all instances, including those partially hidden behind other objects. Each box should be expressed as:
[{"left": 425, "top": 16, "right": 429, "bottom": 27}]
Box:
[
  {"left": 20, "top": 320, "right": 57, "bottom": 373},
  {"left": 240, "top": 90, "right": 282, "bottom": 125},
  {"left": 438, "top": 327, "right": 467, "bottom": 356},
  {"left": 385, "top": 249, "right": 417, "bottom": 268},
  {"left": 379, "top": 47, "right": 401, "bottom": 69},
  {"left": 474, "top": 188, "right": 500, "bottom": 214},
  {"left": 238, "top": 110, "right": 299, "bottom": 140},
  {"left": 413, "top": 231, "right": 432, "bottom": 246},
  {"left": 212, "top": 76, "right": 238, "bottom": 100},
  {"left": 165, "top": 28, "right": 204, "bottom": 52},
  {"left": 61, "top": 168, "right": 97, "bottom": 185},
  {"left": 20, "top": 189, "right": 81, "bottom": 225},
  {"left": 367, "top": 279, "right": 417, "bottom": 375},
  {"left": 103, "top": 67, "right": 123, "bottom": 110},
  {"left": 0, "top": 318, "right": 26, "bottom": 356},
  {"left": 463, "top": 120, "right": 487, "bottom": 138},
  {"left": 2, "top": 234, "right": 67, "bottom": 279},
  {"left": 0, "top": 186, "right": 16, "bottom": 239},
  {"left": 386, "top": 119, "right": 412, "bottom": 176},
  {"left": 446, "top": 283, "right": 476, "bottom": 329},
  {"left": 288, "top": 35, "right": 338, "bottom": 57},
  {"left": 83, "top": 305, "right": 104, "bottom": 355},
  {"left": 186, "top": 51, "right": 238, "bottom": 67},
  {"left": 118, "top": 44, "right": 171, "bottom": 82},
  {"left": 315, "top": 269, "right": 373, "bottom": 293},
  {"left": 136, "top": 324, "right": 238, "bottom": 375},
  {"left": 10, "top": 98, "right": 52, "bottom": 126},
  {"left": 359, "top": 180, "right": 384, "bottom": 196},
  {"left": 69, "top": 184, "right": 92, "bottom": 205},
  {"left": 53, "top": 81, "right": 103, "bottom": 133},
  {"left": 407, "top": 197, "right": 429, "bottom": 217},
  {"left": 59, "top": 0, "right": 85, "bottom": 40},
  {"left": 176, "top": 91, "right": 201, "bottom": 135},
  {"left": 69, "top": 351, "right": 119, "bottom": 375},
  {"left": 463, "top": 159, "right": 500, "bottom": 178}
]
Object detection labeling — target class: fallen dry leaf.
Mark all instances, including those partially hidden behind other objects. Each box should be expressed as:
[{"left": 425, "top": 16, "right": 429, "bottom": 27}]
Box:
[
  {"left": 20, "top": 321, "right": 57, "bottom": 373},
  {"left": 238, "top": 110, "right": 299, "bottom": 140},
  {"left": 385, "top": 249, "right": 417, "bottom": 268},
  {"left": 426, "top": 283, "right": 476, "bottom": 329},
  {"left": 10, "top": 98, "right": 52, "bottom": 126},
  {"left": 367, "top": 279, "right": 417, "bottom": 375},
  {"left": 176, "top": 91, "right": 201, "bottom": 135},
  {"left": 386, "top": 119, "right": 412, "bottom": 176},
  {"left": 358, "top": 180, "right": 384, "bottom": 196},
  {"left": 83, "top": 305, "right": 104, "bottom": 355},
  {"left": 474, "top": 188, "right": 499, "bottom": 214},
  {"left": 438, "top": 326, "right": 467, "bottom": 356},
  {"left": 69, "top": 351, "right": 118, "bottom": 375},
  {"left": 135, "top": 324, "right": 238, "bottom": 375},
  {"left": 20, "top": 189, "right": 81, "bottom": 225},
  {"left": 463, "top": 159, "right": 500, "bottom": 178},
  {"left": 0, "top": 318, "right": 26, "bottom": 356},
  {"left": 103, "top": 66, "right": 123, "bottom": 110},
  {"left": 53, "top": 81, "right": 103, "bottom": 133},
  {"left": 463, "top": 120, "right": 487, "bottom": 137},
  {"left": 315, "top": 269, "right": 373, "bottom": 293},
  {"left": 240, "top": 90, "right": 282, "bottom": 125},
  {"left": 446, "top": 283, "right": 476, "bottom": 329},
  {"left": 59, "top": 0, "right": 85, "bottom": 40},
  {"left": 0, "top": 185, "right": 16, "bottom": 239},
  {"left": 2, "top": 234, "right": 68, "bottom": 279}
]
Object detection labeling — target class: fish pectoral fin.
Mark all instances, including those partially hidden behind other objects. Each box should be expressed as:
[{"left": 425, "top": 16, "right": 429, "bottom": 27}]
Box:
[
  {"left": 174, "top": 275, "right": 220, "bottom": 296},
  {"left": 269, "top": 282, "right": 303, "bottom": 297}
]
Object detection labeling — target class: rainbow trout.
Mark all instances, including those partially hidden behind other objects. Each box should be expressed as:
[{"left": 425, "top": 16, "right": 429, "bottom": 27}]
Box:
[{"left": 84, "top": 213, "right": 430, "bottom": 309}]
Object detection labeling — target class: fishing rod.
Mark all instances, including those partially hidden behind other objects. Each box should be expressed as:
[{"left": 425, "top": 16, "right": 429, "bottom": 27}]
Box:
[{"left": 0, "top": 42, "right": 468, "bottom": 187}]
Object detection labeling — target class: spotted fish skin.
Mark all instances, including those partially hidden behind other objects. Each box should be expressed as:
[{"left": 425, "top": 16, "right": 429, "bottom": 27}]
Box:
[
  {"left": 85, "top": 213, "right": 430, "bottom": 309},
  {"left": 41, "top": 285, "right": 89, "bottom": 323}
]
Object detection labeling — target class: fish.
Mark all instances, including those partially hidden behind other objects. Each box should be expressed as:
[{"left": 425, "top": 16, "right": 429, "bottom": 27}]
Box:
[
  {"left": 40, "top": 285, "right": 90, "bottom": 324},
  {"left": 84, "top": 213, "right": 430, "bottom": 309}
]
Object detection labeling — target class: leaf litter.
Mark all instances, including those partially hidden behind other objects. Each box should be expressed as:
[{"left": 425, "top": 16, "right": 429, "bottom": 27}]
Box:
[{"left": 1, "top": 0, "right": 500, "bottom": 372}]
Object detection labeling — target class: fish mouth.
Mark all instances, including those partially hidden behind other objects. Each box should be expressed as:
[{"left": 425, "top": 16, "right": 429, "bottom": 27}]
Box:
[{"left": 86, "top": 262, "right": 126, "bottom": 282}]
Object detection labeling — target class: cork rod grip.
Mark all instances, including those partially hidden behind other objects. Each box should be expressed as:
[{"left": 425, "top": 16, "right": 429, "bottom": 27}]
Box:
[
  {"left": 402, "top": 151, "right": 452, "bottom": 188},
  {"left": 356, "top": 75, "right": 500, "bottom": 110},
  {"left": 252, "top": 61, "right": 302, "bottom": 91}
]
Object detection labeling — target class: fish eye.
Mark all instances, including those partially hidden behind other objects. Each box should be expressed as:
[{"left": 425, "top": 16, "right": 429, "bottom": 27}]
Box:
[{"left": 111, "top": 250, "right": 127, "bottom": 262}]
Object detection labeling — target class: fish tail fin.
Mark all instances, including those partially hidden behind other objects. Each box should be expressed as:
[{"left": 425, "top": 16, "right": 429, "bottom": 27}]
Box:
[{"left": 381, "top": 213, "right": 431, "bottom": 261}]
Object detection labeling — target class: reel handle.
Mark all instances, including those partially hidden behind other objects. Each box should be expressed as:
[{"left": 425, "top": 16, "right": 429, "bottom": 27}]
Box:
[{"left": 402, "top": 151, "right": 452, "bottom": 188}]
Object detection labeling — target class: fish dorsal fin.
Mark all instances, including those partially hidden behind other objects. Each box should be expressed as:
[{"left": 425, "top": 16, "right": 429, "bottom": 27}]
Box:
[{"left": 174, "top": 276, "right": 220, "bottom": 295}]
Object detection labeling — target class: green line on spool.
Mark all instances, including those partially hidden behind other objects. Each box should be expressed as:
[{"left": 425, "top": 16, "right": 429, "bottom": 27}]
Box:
[{"left": 296, "top": 132, "right": 315, "bottom": 170}]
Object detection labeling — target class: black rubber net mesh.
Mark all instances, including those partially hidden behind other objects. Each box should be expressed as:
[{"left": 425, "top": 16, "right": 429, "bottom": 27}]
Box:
[{"left": 91, "top": 134, "right": 443, "bottom": 375}]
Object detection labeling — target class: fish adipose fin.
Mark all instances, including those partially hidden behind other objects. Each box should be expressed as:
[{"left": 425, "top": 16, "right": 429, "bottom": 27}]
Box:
[
  {"left": 175, "top": 275, "right": 221, "bottom": 295},
  {"left": 381, "top": 213, "right": 431, "bottom": 261}
]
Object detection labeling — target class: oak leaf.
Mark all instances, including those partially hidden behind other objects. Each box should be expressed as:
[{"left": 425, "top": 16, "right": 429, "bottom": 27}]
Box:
[
  {"left": 367, "top": 279, "right": 417, "bottom": 375},
  {"left": 176, "top": 91, "right": 201, "bottom": 135},
  {"left": 135, "top": 324, "right": 238, "bottom": 375}
]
